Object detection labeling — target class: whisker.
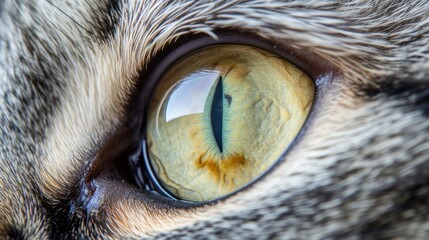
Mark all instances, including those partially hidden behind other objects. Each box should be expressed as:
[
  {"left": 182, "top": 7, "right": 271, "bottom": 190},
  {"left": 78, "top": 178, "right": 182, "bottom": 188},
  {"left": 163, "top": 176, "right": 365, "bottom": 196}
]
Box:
[{"left": 46, "top": 0, "right": 91, "bottom": 35}]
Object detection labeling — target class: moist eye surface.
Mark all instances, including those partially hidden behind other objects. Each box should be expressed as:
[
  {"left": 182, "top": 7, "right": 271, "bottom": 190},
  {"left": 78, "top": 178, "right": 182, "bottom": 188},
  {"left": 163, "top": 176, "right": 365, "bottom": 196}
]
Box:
[{"left": 146, "top": 44, "right": 315, "bottom": 202}]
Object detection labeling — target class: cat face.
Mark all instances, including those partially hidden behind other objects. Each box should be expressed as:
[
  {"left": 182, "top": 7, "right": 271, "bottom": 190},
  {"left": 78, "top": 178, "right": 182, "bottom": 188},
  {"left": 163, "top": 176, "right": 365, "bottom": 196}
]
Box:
[{"left": 0, "top": 0, "right": 428, "bottom": 238}]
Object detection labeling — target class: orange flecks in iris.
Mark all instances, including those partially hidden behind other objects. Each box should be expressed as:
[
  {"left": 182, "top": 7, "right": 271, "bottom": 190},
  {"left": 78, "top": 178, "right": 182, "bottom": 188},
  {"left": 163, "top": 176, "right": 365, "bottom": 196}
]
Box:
[{"left": 195, "top": 153, "right": 247, "bottom": 187}]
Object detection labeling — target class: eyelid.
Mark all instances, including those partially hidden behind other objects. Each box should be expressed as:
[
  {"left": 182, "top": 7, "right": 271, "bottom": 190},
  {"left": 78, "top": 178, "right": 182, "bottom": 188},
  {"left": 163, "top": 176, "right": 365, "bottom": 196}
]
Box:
[{"left": 144, "top": 31, "right": 335, "bottom": 82}]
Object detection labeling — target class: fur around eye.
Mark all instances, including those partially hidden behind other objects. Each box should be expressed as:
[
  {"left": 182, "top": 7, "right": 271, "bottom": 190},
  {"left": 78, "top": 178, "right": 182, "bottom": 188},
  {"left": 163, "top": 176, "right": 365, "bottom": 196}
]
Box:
[{"left": 2, "top": 1, "right": 427, "bottom": 239}]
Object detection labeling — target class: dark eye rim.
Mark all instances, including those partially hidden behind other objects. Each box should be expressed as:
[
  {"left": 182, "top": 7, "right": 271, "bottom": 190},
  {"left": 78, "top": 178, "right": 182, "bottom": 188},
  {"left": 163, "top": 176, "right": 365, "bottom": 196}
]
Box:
[
  {"left": 124, "top": 30, "right": 338, "bottom": 205},
  {"left": 140, "top": 31, "right": 327, "bottom": 103}
]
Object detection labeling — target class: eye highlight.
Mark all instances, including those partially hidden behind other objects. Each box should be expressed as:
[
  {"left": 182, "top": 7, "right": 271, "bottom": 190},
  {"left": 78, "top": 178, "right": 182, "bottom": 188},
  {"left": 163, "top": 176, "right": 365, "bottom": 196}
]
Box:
[{"left": 145, "top": 44, "right": 314, "bottom": 202}]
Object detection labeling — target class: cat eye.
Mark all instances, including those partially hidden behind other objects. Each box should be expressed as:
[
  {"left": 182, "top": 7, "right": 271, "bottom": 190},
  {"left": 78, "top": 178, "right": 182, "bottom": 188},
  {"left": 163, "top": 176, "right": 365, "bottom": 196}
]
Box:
[{"left": 142, "top": 44, "right": 315, "bottom": 202}]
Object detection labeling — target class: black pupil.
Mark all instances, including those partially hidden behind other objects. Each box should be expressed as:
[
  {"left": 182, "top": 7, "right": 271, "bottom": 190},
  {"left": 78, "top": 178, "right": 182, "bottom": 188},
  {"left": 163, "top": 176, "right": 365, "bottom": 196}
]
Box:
[{"left": 211, "top": 76, "right": 223, "bottom": 152}]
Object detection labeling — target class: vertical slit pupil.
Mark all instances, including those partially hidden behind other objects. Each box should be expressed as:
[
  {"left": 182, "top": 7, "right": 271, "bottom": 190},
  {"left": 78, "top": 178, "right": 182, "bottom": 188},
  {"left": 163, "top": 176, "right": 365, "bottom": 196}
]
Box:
[{"left": 211, "top": 76, "right": 223, "bottom": 152}]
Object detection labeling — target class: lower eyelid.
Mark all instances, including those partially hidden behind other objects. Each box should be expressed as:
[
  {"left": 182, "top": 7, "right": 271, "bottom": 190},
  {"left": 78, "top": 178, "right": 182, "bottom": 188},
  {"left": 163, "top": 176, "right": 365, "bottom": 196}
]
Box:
[{"left": 92, "top": 178, "right": 198, "bottom": 230}]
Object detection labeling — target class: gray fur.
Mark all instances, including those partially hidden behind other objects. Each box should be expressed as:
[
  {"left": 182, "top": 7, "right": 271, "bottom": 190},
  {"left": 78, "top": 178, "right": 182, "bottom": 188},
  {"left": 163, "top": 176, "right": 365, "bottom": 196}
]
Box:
[{"left": 0, "top": 0, "right": 428, "bottom": 239}]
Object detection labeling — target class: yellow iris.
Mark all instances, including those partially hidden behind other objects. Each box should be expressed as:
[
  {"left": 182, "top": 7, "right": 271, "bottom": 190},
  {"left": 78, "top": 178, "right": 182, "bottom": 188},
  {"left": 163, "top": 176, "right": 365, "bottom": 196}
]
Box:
[{"left": 146, "top": 44, "right": 314, "bottom": 201}]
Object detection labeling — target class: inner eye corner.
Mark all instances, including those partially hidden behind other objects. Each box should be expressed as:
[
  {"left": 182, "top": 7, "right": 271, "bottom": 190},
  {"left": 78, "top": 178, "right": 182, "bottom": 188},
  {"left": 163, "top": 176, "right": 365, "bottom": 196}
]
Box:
[{"left": 133, "top": 38, "right": 320, "bottom": 203}]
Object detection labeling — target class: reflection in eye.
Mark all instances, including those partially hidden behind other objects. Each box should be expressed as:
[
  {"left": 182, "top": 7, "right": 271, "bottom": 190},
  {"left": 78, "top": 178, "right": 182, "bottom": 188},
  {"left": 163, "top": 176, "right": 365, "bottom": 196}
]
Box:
[{"left": 146, "top": 45, "right": 315, "bottom": 201}]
